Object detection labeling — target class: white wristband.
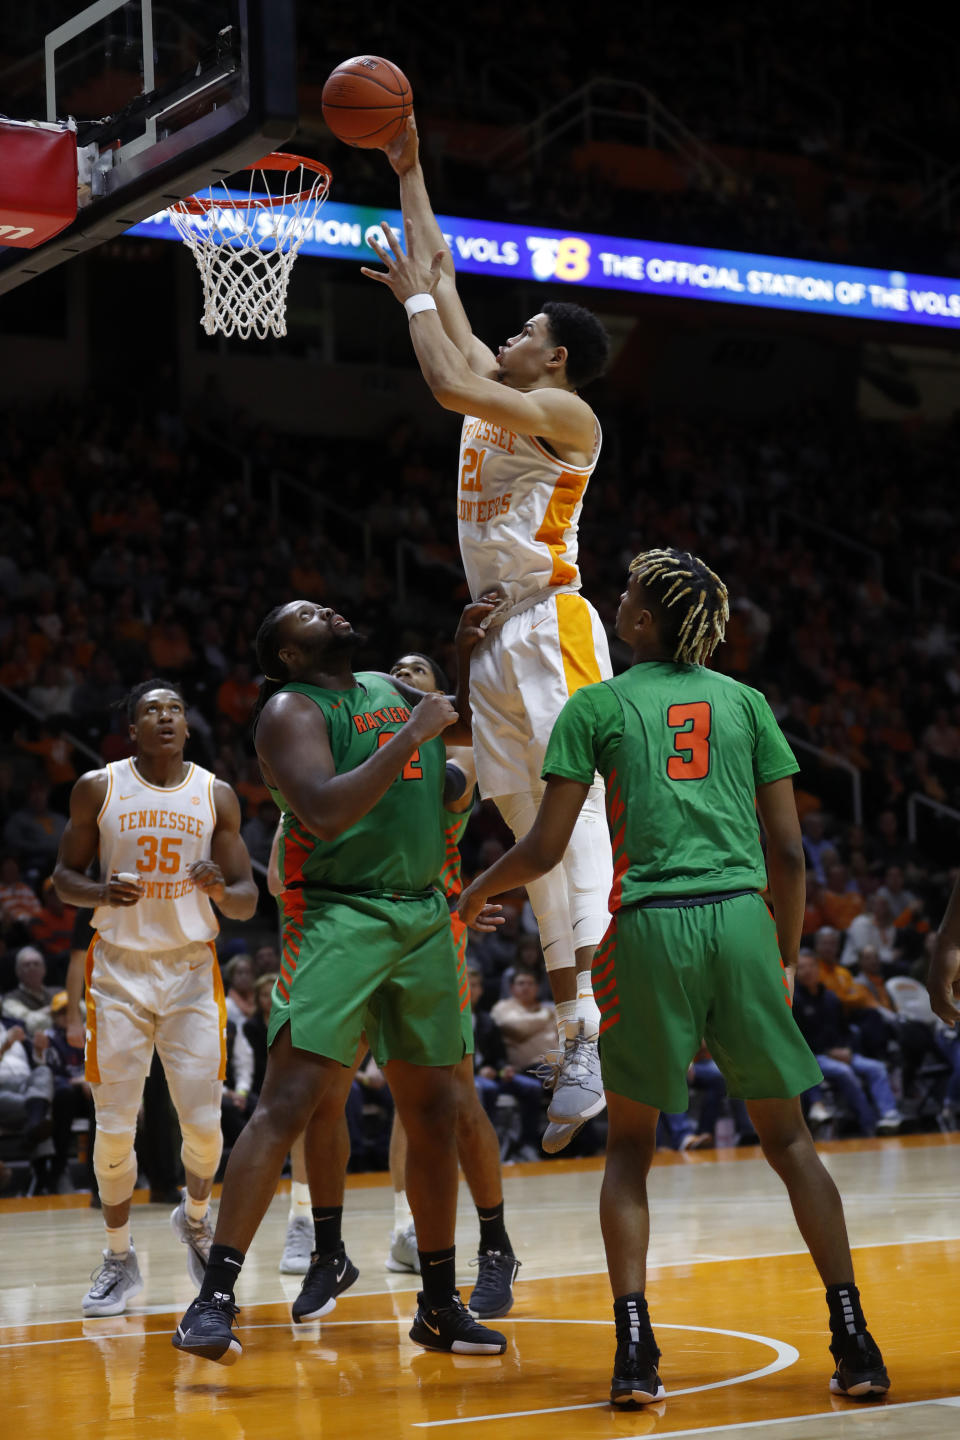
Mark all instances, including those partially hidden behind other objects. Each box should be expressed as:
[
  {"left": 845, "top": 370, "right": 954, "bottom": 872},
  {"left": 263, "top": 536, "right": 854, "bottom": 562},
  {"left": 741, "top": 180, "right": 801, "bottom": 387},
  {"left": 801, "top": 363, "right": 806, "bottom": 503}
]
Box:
[{"left": 404, "top": 292, "right": 438, "bottom": 319}]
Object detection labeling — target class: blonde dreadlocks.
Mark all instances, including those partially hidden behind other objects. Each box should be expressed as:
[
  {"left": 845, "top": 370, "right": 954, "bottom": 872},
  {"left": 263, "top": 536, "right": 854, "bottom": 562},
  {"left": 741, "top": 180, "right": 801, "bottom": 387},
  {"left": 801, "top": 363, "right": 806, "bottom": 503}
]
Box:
[{"left": 628, "top": 548, "right": 729, "bottom": 665}]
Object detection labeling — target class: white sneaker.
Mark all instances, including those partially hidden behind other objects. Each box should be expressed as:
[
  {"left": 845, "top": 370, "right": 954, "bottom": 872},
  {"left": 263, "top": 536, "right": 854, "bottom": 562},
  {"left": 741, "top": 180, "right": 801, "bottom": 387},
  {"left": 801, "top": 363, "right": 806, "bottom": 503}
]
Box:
[
  {"left": 541, "top": 1118, "right": 586, "bottom": 1154},
  {"left": 82, "top": 1246, "right": 144, "bottom": 1316},
  {"left": 546, "top": 1023, "right": 606, "bottom": 1124},
  {"left": 808, "top": 1101, "right": 834, "bottom": 1124},
  {"left": 170, "top": 1197, "right": 214, "bottom": 1287},
  {"left": 385, "top": 1220, "right": 420, "bottom": 1273},
  {"left": 876, "top": 1111, "right": 903, "bottom": 1134},
  {"left": 279, "top": 1214, "right": 314, "bottom": 1274}
]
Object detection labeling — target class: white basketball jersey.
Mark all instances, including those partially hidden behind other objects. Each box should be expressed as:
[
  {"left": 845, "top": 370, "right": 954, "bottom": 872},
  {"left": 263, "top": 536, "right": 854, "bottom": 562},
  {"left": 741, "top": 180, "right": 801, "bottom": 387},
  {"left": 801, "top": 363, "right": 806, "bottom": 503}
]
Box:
[
  {"left": 456, "top": 413, "right": 601, "bottom": 605},
  {"left": 93, "top": 757, "right": 219, "bottom": 951}
]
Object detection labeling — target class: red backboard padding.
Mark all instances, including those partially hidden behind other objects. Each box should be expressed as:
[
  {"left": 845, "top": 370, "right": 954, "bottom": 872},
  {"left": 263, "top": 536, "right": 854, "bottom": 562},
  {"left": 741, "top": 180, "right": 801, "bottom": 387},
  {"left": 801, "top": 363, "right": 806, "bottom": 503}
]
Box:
[{"left": 0, "top": 122, "right": 78, "bottom": 249}]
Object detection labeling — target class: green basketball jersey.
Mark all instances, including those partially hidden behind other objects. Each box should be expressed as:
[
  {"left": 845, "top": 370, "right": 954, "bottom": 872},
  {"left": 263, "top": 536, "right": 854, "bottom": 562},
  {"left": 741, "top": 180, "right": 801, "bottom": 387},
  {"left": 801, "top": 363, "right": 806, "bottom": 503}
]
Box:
[
  {"left": 266, "top": 674, "right": 447, "bottom": 896},
  {"left": 542, "top": 661, "right": 799, "bottom": 909}
]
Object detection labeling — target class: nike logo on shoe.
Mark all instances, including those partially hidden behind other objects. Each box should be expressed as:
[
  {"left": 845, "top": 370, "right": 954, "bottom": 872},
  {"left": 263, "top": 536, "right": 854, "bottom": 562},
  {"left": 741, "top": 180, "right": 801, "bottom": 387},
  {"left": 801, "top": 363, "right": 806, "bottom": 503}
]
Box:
[
  {"left": 336, "top": 1264, "right": 348, "bottom": 1283},
  {"left": 423, "top": 1317, "right": 441, "bottom": 1336}
]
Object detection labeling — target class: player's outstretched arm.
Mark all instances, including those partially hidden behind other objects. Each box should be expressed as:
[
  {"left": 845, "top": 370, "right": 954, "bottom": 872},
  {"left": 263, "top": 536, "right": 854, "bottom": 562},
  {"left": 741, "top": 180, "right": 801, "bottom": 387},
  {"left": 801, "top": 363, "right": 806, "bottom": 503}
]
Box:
[
  {"left": 191, "top": 781, "right": 259, "bottom": 920},
  {"left": 53, "top": 772, "right": 143, "bottom": 910},
  {"left": 458, "top": 776, "right": 591, "bottom": 929},
  {"left": 757, "top": 777, "right": 806, "bottom": 990},
  {"left": 928, "top": 869, "right": 960, "bottom": 1025},
  {"left": 382, "top": 117, "right": 496, "bottom": 376},
  {"left": 257, "top": 689, "right": 457, "bottom": 841},
  {"left": 362, "top": 221, "right": 595, "bottom": 452}
]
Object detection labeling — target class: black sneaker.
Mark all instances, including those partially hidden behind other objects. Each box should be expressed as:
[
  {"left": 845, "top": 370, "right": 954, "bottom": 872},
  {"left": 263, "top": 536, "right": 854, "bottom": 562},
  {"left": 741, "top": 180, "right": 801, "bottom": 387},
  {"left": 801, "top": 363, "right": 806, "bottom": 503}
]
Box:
[
  {"left": 172, "top": 1295, "right": 241, "bottom": 1365},
  {"left": 610, "top": 1338, "right": 665, "bottom": 1406},
  {"left": 409, "top": 1291, "right": 507, "bottom": 1354},
  {"left": 291, "top": 1246, "right": 359, "bottom": 1323},
  {"left": 468, "top": 1251, "right": 520, "bottom": 1319},
  {"left": 829, "top": 1331, "right": 890, "bottom": 1399}
]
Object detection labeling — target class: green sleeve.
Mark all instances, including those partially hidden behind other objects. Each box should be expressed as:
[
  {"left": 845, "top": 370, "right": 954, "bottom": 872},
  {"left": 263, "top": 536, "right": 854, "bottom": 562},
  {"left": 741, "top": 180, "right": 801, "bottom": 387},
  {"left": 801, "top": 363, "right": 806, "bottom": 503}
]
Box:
[
  {"left": 750, "top": 692, "right": 800, "bottom": 786},
  {"left": 542, "top": 683, "right": 623, "bottom": 784}
]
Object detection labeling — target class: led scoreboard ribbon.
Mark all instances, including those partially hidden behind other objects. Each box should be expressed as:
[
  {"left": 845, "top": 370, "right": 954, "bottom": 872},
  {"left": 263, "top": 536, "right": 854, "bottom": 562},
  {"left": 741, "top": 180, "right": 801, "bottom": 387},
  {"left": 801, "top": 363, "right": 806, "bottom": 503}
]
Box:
[{"left": 130, "top": 200, "right": 960, "bottom": 329}]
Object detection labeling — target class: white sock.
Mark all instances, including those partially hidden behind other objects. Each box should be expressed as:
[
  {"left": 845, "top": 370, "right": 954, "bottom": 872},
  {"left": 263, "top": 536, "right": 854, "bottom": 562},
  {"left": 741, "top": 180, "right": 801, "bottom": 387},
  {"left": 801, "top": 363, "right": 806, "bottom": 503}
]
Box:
[
  {"left": 574, "top": 970, "right": 600, "bottom": 1039},
  {"left": 184, "top": 1192, "right": 209, "bottom": 1223},
  {"left": 394, "top": 1190, "right": 413, "bottom": 1230},
  {"left": 556, "top": 999, "right": 577, "bottom": 1042},
  {"left": 289, "top": 1181, "right": 312, "bottom": 1220},
  {"left": 105, "top": 1221, "right": 131, "bottom": 1255}
]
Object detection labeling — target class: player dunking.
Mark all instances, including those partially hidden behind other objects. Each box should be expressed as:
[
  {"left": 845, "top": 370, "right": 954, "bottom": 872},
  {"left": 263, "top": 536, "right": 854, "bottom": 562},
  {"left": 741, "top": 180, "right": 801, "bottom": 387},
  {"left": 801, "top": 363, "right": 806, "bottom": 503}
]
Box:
[
  {"left": 459, "top": 549, "right": 891, "bottom": 1405},
  {"left": 173, "top": 601, "right": 507, "bottom": 1364},
  {"left": 364, "top": 117, "right": 613, "bottom": 1147},
  {"left": 53, "top": 680, "right": 258, "bottom": 1315}
]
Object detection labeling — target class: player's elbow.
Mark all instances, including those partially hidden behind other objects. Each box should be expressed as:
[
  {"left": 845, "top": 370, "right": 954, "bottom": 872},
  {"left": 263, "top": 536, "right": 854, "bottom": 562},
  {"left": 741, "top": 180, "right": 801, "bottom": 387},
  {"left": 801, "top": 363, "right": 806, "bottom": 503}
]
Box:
[
  {"left": 430, "top": 380, "right": 468, "bottom": 413},
  {"left": 768, "top": 837, "right": 806, "bottom": 874}
]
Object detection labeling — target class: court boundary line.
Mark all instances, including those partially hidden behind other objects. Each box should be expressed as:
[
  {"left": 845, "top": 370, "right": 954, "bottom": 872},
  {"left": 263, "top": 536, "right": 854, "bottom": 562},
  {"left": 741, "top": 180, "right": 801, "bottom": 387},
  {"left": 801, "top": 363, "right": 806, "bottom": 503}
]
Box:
[
  {"left": 585, "top": 1395, "right": 960, "bottom": 1439},
  {"left": 3, "top": 1230, "right": 959, "bottom": 1332}
]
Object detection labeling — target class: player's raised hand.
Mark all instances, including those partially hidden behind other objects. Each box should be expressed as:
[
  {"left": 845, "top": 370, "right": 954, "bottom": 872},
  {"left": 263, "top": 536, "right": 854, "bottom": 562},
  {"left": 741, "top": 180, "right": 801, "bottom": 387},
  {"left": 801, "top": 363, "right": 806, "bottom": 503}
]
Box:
[
  {"left": 361, "top": 220, "right": 443, "bottom": 304},
  {"left": 407, "top": 690, "right": 458, "bottom": 742},
  {"left": 381, "top": 114, "right": 419, "bottom": 175}
]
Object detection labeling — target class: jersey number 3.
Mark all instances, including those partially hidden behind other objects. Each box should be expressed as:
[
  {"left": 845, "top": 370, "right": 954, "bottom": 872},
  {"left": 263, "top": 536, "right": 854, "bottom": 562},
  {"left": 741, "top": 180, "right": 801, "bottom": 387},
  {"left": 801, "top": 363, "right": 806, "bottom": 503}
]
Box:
[{"left": 667, "top": 702, "right": 711, "bottom": 780}]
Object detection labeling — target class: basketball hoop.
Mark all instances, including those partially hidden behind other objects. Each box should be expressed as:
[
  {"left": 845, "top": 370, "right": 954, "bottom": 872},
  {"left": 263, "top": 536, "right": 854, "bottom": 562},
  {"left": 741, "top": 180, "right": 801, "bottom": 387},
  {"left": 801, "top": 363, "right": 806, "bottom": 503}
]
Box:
[{"left": 170, "top": 153, "right": 332, "bottom": 340}]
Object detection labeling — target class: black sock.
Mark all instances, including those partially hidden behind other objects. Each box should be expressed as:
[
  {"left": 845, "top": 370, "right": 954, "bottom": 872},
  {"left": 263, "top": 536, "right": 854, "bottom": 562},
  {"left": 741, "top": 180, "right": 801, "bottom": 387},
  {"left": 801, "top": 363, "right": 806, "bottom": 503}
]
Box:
[
  {"left": 419, "top": 1246, "right": 457, "bottom": 1309},
  {"left": 826, "top": 1283, "right": 867, "bottom": 1343},
  {"left": 613, "top": 1292, "right": 658, "bottom": 1353},
  {"left": 199, "top": 1244, "right": 245, "bottom": 1302},
  {"left": 312, "top": 1206, "right": 343, "bottom": 1258},
  {"left": 477, "top": 1201, "right": 512, "bottom": 1255}
]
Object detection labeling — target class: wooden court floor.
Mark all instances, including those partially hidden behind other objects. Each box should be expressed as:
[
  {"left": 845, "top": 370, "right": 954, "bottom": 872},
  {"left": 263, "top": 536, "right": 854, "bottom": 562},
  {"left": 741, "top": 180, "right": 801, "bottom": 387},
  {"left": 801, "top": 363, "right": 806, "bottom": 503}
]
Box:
[{"left": 3, "top": 1133, "right": 959, "bottom": 1440}]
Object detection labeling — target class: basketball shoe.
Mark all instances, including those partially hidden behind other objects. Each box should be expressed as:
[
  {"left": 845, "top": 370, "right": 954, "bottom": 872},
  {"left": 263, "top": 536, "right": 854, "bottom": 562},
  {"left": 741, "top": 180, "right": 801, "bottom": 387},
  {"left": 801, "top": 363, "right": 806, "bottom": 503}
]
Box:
[
  {"left": 546, "top": 1022, "right": 605, "bottom": 1125},
  {"left": 385, "top": 1220, "right": 420, "bottom": 1273},
  {"left": 468, "top": 1251, "right": 520, "bottom": 1319},
  {"left": 279, "top": 1215, "right": 314, "bottom": 1274},
  {"left": 170, "top": 1197, "right": 215, "bottom": 1287},
  {"left": 173, "top": 1294, "right": 241, "bottom": 1365},
  {"left": 82, "top": 1246, "right": 144, "bottom": 1317},
  {"left": 610, "top": 1338, "right": 665, "bottom": 1406},
  {"left": 409, "top": 1291, "right": 506, "bottom": 1354},
  {"left": 291, "top": 1245, "right": 359, "bottom": 1323},
  {"left": 829, "top": 1331, "right": 890, "bottom": 1399},
  {"left": 541, "top": 1118, "right": 586, "bottom": 1153}
]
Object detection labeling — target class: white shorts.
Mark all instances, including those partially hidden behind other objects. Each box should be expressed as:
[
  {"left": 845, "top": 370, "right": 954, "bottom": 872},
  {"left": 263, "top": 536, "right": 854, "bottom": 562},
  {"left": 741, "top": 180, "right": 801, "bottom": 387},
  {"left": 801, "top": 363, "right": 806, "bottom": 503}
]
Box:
[
  {"left": 84, "top": 935, "right": 227, "bottom": 1088},
  {"left": 469, "top": 591, "right": 612, "bottom": 798}
]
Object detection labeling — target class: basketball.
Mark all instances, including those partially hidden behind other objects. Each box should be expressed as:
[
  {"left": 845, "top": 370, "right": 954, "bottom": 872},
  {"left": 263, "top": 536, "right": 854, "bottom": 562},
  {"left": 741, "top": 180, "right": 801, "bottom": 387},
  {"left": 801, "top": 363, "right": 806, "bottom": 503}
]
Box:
[{"left": 322, "top": 56, "right": 412, "bottom": 149}]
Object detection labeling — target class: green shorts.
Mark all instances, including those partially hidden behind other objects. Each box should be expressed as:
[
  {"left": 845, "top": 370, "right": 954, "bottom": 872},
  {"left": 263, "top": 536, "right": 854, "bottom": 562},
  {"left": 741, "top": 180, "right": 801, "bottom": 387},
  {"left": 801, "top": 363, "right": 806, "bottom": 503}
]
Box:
[
  {"left": 268, "top": 886, "right": 467, "bottom": 1069},
  {"left": 594, "top": 891, "right": 822, "bottom": 1112}
]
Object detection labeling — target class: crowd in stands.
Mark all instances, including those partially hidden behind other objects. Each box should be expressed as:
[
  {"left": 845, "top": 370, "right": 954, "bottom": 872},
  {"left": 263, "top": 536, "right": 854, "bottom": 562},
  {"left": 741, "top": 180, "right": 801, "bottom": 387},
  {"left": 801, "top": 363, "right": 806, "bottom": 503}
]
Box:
[{"left": 0, "top": 383, "right": 958, "bottom": 1191}]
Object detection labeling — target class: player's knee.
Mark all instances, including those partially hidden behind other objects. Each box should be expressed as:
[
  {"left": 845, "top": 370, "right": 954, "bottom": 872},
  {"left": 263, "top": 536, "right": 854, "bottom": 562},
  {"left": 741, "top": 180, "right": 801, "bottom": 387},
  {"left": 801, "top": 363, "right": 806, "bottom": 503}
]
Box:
[
  {"left": 404, "top": 1081, "right": 457, "bottom": 1144},
  {"left": 93, "top": 1128, "right": 139, "bottom": 1205},
  {"left": 179, "top": 1122, "right": 223, "bottom": 1180}
]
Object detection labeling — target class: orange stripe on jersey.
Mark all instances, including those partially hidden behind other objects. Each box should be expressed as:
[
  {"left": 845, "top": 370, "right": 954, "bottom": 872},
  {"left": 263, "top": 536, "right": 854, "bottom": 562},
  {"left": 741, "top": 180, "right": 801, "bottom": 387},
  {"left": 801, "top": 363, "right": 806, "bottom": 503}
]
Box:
[
  {"left": 209, "top": 941, "right": 228, "bottom": 1081},
  {"left": 534, "top": 469, "right": 590, "bottom": 585},
  {"left": 83, "top": 936, "right": 100, "bottom": 1083},
  {"left": 555, "top": 592, "right": 603, "bottom": 697}
]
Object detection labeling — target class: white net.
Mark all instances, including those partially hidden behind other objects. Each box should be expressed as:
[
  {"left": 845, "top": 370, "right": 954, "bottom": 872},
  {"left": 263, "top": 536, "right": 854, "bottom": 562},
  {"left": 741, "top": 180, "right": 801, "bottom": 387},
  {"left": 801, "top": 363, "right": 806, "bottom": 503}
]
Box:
[{"left": 170, "top": 155, "right": 332, "bottom": 340}]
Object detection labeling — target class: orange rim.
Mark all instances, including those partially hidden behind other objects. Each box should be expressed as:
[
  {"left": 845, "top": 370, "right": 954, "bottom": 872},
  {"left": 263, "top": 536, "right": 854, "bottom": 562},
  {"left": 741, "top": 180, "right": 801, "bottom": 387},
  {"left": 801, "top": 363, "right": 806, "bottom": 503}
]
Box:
[{"left": 171, "top": 153, "right": 332, "bottom": 215}]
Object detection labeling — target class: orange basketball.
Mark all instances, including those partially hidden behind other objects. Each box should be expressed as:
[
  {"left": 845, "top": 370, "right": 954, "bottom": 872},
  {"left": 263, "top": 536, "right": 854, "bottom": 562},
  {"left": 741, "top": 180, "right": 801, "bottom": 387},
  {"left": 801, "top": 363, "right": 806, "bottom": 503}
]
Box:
[{"left": 321, "top": 56, "right": 413, "bottom": 149}]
